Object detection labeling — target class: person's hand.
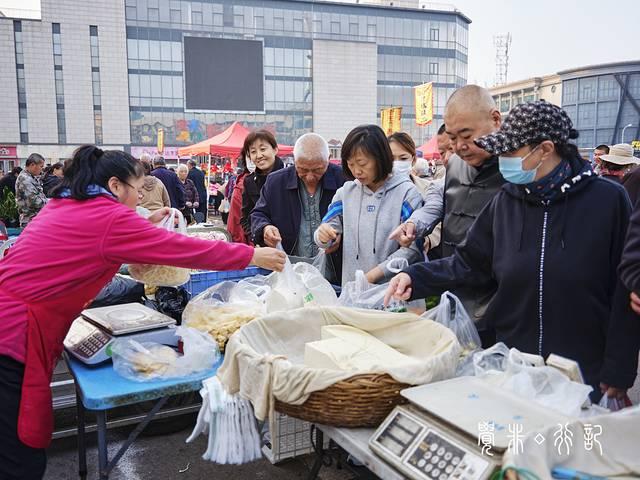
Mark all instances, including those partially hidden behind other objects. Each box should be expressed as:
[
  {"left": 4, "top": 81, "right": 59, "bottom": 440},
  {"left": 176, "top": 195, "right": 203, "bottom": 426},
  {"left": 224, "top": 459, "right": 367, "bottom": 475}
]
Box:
[
  {"left": 599, "top": 383, "right": 628, "bottom": 400},
  {"left": 383, "top": 273, "right": 413, "bottom": 307},
  {"left": 250, "top": 246, "right": 286, "bottom": 272},
  {"left": 263, "top": 225, "right": 282, "bottom": 248},
  {"left": 365, "top": 267, "right": 384, "bottom": 284},
  {"left": 186, "top": 201, "right": 192, "bottom": 208},
  {"left": 388, "top": 222, "right": 416, "bottom": 248},
  {"left": 147, "top": 207, "right": 171, "bottom": 224},
  {"left": 630, "top": 292, "right": 640, "bottom": 315},
  {"left": 194, "top": 202, "right": 199, "bottom": 208},
  {"left": 317, "top": 224, "right": 338, "bottom": 245},
  {"left": 325, "top": 234, "right": 342, "bottom": 254}
]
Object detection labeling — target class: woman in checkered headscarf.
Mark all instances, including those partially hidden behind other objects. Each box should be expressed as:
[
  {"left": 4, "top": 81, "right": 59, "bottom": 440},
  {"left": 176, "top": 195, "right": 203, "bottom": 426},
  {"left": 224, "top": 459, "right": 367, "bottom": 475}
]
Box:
[{"left": 386, "top": 100, "right": 639, "bottom": 405}]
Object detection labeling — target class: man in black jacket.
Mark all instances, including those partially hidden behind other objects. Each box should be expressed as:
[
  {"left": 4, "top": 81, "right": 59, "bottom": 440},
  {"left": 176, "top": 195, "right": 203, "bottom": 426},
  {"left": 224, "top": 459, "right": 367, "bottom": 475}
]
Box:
[
  {"left": 0, "top": 167, "right": 22, "bottom": 195},
  {"left": 390, "top": 85, "right": 504, "bottom": 343},
  {"left": 187, "top": 159, "right": 208, "bottom": 220},
  {"left": 151, "top": 156, "right": 184, "bottom": 209},
  {"left": 251, "top": 133, "right": 345, "bottom": 284}
]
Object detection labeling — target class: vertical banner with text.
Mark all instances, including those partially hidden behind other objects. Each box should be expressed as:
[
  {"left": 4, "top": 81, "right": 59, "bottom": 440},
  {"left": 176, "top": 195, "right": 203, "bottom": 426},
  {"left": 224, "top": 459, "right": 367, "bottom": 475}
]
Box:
[
  {"left": 157, "top": 128, "right": 165, "bottom": 155},
  {"left": 414, "top": 82, "right": 434, "bottom": 126},
  {"left": 381, "top": 107, "right": 402, "bottom": 135}
]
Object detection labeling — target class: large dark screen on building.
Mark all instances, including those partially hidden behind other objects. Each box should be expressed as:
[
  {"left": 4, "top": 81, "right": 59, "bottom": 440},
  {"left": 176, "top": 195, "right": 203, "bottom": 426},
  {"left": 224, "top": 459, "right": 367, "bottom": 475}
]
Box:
[{"left": 184, "top": 37, "right": 263, "bottom": 111}]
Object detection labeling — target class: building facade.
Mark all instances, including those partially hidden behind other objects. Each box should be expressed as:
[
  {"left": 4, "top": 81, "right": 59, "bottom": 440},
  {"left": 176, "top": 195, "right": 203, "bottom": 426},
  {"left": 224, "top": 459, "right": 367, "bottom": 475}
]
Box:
[
  {"left": 490, "top": 61, "right": 640, "bottom": 151},
  {"left": 0, "top": 0, "right": 469, "bottom": 168}
]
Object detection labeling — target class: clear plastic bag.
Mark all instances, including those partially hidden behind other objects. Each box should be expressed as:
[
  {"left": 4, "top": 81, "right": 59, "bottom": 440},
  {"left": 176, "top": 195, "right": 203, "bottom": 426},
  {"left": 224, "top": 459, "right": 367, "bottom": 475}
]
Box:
[
  {"left": 598, "top": 393, "right": 632, "bottom": 412},
  {"left": 182, "top": 278, "right": 270, "bottom": 352},
  {"left": 338, "top": 270, "right": 423, "bottom": 312},
  {"left": 111, "top": 326, "right": 219, "bottom": 381},
  {"left": 293, "top": 260, "right": 338, "bottom": 307},
  {"left": 129, "top": 209, "right": 191, "bottom": 287},
  {"left": 427, "top": 292, "right": 482, "bottom": 354}
]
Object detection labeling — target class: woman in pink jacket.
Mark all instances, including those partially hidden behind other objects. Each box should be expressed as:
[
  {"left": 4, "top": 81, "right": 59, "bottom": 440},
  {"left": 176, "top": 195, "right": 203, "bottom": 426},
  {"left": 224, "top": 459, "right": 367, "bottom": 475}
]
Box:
[{"left": 0, "top": 145, "right": 285, "bottom": 480}]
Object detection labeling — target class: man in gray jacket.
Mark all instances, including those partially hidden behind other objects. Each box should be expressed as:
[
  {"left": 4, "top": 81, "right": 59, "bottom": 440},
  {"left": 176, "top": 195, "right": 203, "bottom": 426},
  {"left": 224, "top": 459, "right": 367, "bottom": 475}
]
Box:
[{"left": 390, "top": 85, "right": 504, "bottom": 343}]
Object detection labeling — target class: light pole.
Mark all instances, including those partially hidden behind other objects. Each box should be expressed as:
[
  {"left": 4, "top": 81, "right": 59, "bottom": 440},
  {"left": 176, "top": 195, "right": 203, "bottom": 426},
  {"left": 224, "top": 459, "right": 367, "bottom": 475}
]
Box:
[{"left": 621, "top": 123, "right": 633, "bottom": 143}]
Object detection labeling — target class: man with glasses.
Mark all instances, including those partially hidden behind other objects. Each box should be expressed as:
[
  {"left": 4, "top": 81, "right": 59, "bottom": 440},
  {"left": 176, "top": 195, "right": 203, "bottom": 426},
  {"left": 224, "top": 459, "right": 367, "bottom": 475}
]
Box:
[{"left": 251, "top": 133, "right": 344, "bottom": 280}]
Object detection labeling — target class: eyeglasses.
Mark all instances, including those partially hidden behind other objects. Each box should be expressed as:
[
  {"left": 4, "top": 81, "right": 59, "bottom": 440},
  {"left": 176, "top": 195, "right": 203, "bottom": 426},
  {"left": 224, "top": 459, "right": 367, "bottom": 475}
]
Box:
[{"left": 124, "top": 181, "right": 144, "bottom": 199}]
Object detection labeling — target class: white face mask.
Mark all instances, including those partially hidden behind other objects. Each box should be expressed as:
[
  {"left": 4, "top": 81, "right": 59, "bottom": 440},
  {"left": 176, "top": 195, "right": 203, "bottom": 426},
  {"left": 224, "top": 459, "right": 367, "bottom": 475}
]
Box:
[
  {"left": 246, "top": 157, "right": 256, "bottom": 173},
  {"left": 393, "top": 160, "right": 412, "bottom": 176}
]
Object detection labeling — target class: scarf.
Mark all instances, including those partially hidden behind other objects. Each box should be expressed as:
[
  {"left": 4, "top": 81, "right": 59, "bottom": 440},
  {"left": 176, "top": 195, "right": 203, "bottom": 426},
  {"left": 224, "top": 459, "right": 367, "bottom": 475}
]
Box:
[
  {"left": 58, "top": 184, "right": 114, "bottom": 198},
  {"left": 525, "top": 160, "right": 573, "bottom": 202}
]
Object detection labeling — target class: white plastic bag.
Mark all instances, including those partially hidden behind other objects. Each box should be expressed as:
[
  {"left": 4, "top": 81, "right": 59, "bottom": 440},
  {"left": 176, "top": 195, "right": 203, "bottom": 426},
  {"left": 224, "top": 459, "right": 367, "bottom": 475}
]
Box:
[
  {"left": 429, "top": 292, "right": 481, "bottom": 354},
  {"left": 598, "top": 393, "right": 630, "bottom": 412},
  {"left": 471, "top": 344, "right": 593, "bottom": 417},
  {"left": 111, "top": 326, "right": 219, "bottom": 381},
  {"left": 129, "top": 209, "right": 191, "bottom": 287},
  {"left": 293, "top": 261, "right": 338, "bottom": 307},
  {"left": 338, "top": 270, "right": 424, "bottom": 312},
  {"left": 265, "top": 243, "right": 306, "bottom": 312},
  {"left": 182, "top": 277, "right": 270, "bottom": 352}
]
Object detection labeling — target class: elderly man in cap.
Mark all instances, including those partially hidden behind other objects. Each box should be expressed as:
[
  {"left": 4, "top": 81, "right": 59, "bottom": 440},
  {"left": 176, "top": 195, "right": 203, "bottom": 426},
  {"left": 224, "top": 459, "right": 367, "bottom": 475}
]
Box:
[{"left": 251, "top": 133, "right": 345, "bottom": 281}]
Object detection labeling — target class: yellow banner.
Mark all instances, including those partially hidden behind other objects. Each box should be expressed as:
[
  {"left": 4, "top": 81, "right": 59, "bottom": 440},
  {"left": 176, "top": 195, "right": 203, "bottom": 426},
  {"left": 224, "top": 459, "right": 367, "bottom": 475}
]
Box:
[
  {"left": 381, "top": 107, "right": 402, "bottom": 135},
  {"left": 157, "top": 128, "right": 165, "bottom": 154},
  {"left": 414, "top": 82, "right": 434, "bottom": 126}
]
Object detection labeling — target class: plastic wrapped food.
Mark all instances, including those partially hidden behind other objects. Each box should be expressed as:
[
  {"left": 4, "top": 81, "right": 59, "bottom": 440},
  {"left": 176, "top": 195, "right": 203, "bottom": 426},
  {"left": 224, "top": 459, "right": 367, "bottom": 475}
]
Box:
[
  {"left": 129, "top": 209, "right": 191, "bottom": 287},
  {"left": 188, "top": 230, "right": 229, "bottom": 242},
  {"left": 182, "top": 279, "right": 270, "bottom": 352}
]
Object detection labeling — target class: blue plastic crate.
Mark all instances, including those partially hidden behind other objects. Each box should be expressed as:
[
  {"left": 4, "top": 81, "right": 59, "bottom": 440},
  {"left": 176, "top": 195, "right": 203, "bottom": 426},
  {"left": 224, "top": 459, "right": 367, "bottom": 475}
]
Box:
[{"left": 186, "top": 267, "right": 270, "bottom": 296}]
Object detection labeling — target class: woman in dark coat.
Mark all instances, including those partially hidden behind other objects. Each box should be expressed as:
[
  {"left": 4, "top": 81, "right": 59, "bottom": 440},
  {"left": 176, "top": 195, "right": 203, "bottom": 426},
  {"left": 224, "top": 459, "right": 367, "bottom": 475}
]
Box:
[
  {"left": 42, "top": 163, "right": 63, "bottom": 197},
  {"left": 177, "top": 164, "right": 199, "bottom": 224},
  {"left": 386, "top": 101, "right": 640, "bottom": 401}
]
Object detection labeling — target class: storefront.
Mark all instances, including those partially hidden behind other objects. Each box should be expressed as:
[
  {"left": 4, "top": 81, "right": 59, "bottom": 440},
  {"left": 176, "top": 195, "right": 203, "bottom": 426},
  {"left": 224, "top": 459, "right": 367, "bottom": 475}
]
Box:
[{"left": 0, "top": 145, "right": 18, "bottom": 174}]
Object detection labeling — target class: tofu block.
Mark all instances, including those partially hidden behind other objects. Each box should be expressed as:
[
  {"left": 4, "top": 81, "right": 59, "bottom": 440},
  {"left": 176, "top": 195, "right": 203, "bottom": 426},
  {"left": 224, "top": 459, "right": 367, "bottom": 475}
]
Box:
[{"left": 304, "top": 327, "right": 413, "bottom": 372}]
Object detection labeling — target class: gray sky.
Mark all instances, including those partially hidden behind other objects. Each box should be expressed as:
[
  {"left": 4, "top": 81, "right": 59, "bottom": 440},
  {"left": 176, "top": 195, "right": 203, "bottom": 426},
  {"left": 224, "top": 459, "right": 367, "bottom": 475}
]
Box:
[{"left": 454, "top": 0, "right": 640, "bottom": 87}]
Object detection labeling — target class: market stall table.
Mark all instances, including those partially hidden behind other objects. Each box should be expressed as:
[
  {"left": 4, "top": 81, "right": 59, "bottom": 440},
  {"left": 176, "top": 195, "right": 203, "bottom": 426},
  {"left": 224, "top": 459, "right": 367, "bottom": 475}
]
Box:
[
  {"left": 309, "top": 425, "right": 405, "bottom": 480},
  {"left": 64, "top": 352, "right": 222, "bottom": 480}
]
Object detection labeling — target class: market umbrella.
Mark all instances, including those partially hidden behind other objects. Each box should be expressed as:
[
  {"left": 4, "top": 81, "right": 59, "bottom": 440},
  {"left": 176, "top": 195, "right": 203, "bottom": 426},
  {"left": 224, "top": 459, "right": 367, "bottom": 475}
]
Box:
[{"left": 417, "top": 135, "right": 441, "bottom": 160}]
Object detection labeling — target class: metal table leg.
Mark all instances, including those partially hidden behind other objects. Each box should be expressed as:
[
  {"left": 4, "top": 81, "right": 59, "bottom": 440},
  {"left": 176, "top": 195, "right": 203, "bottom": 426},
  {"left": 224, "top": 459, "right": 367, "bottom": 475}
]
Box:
[
  {"left": 96, "top": 410, "right": 109, "bottom": 480},
  {"left": 307, "top": 427, "right": 325, "bottom": 480},
  {"left": 75, "top": 389, "right": 87, "bottom": 480}
]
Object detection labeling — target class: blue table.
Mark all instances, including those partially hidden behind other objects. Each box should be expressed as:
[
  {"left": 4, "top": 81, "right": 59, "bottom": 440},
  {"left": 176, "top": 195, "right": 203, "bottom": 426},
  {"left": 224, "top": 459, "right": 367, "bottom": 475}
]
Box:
[{"left": 64, "top": 353, "right": 222, "bottom": 480}]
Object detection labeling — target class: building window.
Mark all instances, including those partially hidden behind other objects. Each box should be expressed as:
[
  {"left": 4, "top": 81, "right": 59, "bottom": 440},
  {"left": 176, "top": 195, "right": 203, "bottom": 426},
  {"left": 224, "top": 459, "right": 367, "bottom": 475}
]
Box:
[
  {"left": 579, "top": 77, "right": 596, "bottom": 102},
  {"left": 255, "top": 16, "right": 264, "bottom": 29},
  {"left": 349, "top": 23, "right": 358, "bottom": 36},
  {"left": 274, "top": 17, "right": 284, "bottom": 30},
  {"left": 148, "top": 7, "right": 160, "bottom": 22},
  {"left": 330, "top": 21, "right": 340, "bottom": 34},
  {"left": 597, "top": 75, "right": 618, "bottom": 101},
  {"left": 294, "top": 18, "right": 304, "bottom": 32},
  {"left": 429, "top": 62, "right": 438, "bottom": 75},
  {"left": 170, "top": 8, "right": 181, "bottom": 24},
  {"left": 51, "top": 23, "right": 66, "bottom": 143},
  {"left": 14, "top": 21, "right": 28, "bottom": 143},
  {"left": 90, "top": 26, "right": 103, "bottom": 144},
  {"left": 223, "top": 4, "right": 233, "bottom": 27},
  {"left": 367, "top": 23, "right": 376, "bottom": 37},
  {"left": 430, "top": 28, "right": 439, "bottom": 41},
  {"left": 563, "top": 79, "right": 578, "bottom": 104}
]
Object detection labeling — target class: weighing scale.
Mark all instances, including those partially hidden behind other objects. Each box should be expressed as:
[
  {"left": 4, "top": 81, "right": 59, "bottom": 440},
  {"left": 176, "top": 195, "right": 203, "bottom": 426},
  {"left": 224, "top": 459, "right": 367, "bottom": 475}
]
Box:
[
  {"left": 64, "top": 303, "right": 179, "bottom": 365},
  {"left": 369, "top": 377, "right": 569, "bottom": 480}
]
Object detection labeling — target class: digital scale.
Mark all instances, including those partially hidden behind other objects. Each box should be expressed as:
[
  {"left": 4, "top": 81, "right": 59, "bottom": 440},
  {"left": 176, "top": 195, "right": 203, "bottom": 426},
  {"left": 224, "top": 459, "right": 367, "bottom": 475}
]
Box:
[
  {"left": 369, "top": 377, "right": 569, "bottom": 480},
  {"left": 64, "top": 303, "right": 179, "bottom": 365}
]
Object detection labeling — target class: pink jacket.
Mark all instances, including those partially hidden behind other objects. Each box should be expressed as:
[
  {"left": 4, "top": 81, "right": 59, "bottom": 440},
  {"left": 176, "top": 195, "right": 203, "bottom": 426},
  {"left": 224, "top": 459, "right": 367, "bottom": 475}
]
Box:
[{"left": 0, "top": 195, "right": 254, "bottom": 363}]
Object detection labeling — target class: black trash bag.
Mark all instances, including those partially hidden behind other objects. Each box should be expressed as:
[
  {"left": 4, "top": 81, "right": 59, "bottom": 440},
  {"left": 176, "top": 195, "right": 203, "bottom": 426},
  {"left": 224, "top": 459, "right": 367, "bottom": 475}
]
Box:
[
  {"left": 90, "top": 275, "right": 145, "bottom": 308},
  {"left": 155, "top": 286, "right": 191, "bottom": 324}
]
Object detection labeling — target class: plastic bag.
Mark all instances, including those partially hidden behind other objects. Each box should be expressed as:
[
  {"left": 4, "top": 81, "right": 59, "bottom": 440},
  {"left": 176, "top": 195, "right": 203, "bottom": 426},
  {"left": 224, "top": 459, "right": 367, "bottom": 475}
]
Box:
[
  {"left": 182, "top": 278, "right": 270, "bottom": 352},
  {"left": 89, "top": 274, "right": 145, "bottom": 308},
  {"left": 471, "top": 344, "right": 593, "bottom": 417},
  {"left": 425, "top": 292, "right": 481, "bottom": 356},
  {"left": 292, "top": 261, "right": 338, "bottom": 307},
  {"left": 155, "top": 286, "right": 191, "bottom": 323},
  {"left": 129, "top": 209, "right": 191, "bottom": 287},
  {"left": 338, "top": 270, "right": 424, "bottom": 312},
  {"left": 598, "top": 393, "right": 632, "bottom": 412},
  {"left": 111, "top": 326, "right": 218, "bottom": 381},
  {"left": 264, "top": 243, "right": 306, "bottom": 312}
]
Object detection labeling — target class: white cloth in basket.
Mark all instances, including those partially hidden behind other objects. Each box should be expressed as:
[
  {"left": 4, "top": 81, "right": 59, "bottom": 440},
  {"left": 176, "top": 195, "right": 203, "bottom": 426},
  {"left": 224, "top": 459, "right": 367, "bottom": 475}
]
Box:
[{"left": 217, "top": 306, "right": 461, "bottom": 421}]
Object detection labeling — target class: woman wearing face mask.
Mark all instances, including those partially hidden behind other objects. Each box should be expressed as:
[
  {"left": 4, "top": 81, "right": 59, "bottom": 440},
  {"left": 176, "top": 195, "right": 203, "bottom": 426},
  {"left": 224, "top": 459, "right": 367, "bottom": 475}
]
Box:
[
  {"left": 0, "top": 145, "right": 286, "bottom": 479},
  {"left": 240, "top": 130, "right": 284, "bottom": 240},
  {"left": 388, "top": 132, "right": 443, "bottom": 257},
  {"left": 385, "top": 101, "right": 640, "bottom": 402},
  {"left": 315, "top": 125, "right": 423, "bottom": 286}
]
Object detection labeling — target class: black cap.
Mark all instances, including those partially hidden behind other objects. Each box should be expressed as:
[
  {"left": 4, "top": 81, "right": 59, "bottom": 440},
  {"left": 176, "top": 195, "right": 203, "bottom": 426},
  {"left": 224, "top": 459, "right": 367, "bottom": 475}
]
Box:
[{"left": 474, "top": 100, "right": 578, "bottom": 156}]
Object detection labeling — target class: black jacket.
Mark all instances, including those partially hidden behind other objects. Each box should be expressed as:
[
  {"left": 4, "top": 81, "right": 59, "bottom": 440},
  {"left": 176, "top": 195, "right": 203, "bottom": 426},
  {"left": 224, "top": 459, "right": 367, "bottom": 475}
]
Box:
[
  {"left": 152, "top": 167, "right": 185, "bottom": 209},
  {"left": 42, "top": 173, "right": 62, "bottom": 198},
  {"left": 441, "top": 154, "right": 505, "bottom": 325},
  {"left": 407, "top": 154, "right": 640, "bottom": 391},
  {"left": 187, "top": 167, "right": 207, "bottom": 205},
  {"left": 0, "top": 174, "right": 18, "bottom": 195},
  {"left": 240, "top": 157, "right": 284, "bottom": 236}
]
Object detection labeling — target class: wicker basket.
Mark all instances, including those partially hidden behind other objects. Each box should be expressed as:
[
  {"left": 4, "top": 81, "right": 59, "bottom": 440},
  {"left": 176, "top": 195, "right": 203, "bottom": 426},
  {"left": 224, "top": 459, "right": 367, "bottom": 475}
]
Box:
[{"left": 275, "top": 373, "right": 410, "bottom": 428}]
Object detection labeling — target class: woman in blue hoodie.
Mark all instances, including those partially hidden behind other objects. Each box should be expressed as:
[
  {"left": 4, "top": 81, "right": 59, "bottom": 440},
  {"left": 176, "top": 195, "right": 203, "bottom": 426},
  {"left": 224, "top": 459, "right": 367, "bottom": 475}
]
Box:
[
  {"left": 314, "top": 124, "right": 423, "bottom": 286},
  {"left": 385, "top": 101, "right": 640, "bottom": 400}
]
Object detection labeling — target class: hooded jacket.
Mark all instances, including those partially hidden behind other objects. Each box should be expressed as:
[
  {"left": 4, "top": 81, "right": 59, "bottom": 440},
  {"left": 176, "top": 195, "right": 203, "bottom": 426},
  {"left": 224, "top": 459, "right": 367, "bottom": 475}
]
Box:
[
  {"left": 315, "top": 173, "right": 423, "bottom": 286},
  {"left": 405, "top": 153, "right": 639, "bottom": 391},
  {"left": 240, "top": 157, "right": 284, "bottom": 236}
]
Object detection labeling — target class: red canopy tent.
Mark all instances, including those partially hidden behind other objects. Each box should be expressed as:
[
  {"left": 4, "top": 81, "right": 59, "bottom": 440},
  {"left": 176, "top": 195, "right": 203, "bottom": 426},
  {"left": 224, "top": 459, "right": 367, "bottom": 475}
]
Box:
[
  {"left": 416, "top": 135, "right": 441, "bottom": 160},
  {"left": 177, "top": 121, "right": 294, "bottom": 158}
]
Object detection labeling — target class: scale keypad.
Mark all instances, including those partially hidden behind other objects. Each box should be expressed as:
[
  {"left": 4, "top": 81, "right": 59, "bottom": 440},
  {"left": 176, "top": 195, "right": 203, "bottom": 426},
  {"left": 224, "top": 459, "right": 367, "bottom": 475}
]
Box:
[
  {"left": 74, "top": 331, "right": 110, "bottom": 358},
  {"left": 407, "top": 431, "right": 487, "bottom": 480}
]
